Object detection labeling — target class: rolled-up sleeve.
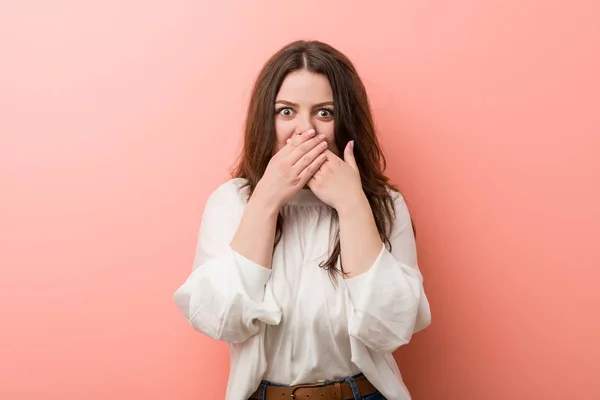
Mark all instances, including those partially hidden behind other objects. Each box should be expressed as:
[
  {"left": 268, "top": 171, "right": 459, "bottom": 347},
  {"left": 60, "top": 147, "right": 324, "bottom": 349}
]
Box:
[
  {"left": 345, "top": 192, "right": 431, "bottom": 353},
  {"left": 173, "top": 182, "right": 282, "bottom": 344}
]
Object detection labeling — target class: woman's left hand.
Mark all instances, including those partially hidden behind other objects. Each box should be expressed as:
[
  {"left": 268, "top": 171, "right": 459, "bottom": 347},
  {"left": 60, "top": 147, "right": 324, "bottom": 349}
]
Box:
[{"left": 307, "top": 141, "right": 366, "bottom": 213}]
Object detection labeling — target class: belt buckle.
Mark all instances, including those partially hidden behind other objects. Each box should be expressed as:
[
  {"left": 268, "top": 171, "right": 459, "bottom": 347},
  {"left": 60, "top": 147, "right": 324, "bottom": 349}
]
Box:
[{"left": 290, "top": 380, "right": 327, "bottom": 399}]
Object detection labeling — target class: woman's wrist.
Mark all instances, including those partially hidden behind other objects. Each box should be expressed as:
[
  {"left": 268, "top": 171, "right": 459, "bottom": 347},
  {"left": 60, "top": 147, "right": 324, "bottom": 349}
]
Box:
[
  {"left": 335, "top": 191, "right": 370, "bottom": 219},
  {"left": 248, "top": 184, "right": 282, "bottom": 220}
]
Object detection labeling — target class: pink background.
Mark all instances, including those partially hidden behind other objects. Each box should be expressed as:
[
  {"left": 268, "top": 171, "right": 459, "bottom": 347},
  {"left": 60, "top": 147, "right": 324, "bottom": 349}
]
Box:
[{"left": 1, "top": 1, "right": 599, "bottom": 399}]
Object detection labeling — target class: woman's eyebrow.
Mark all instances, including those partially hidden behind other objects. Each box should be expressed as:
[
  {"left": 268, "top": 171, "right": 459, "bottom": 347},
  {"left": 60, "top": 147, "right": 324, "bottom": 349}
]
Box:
[
  {"left": 313, "top": 101, "right": 334, "bottom": 108},
  {"left": 275, "top": 100, "right": 298, "bottom": 107}
]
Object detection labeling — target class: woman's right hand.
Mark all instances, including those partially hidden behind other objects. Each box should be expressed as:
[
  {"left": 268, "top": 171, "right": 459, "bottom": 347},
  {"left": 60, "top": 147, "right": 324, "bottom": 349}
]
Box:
[{"left": 253, "top": 129, "right": 329, "bottom": 211}]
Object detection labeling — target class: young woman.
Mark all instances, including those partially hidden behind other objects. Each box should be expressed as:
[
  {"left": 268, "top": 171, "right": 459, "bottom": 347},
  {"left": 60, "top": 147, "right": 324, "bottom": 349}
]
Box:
[{"left": 174, "top": 40, "right": 431, "bottom": 400}]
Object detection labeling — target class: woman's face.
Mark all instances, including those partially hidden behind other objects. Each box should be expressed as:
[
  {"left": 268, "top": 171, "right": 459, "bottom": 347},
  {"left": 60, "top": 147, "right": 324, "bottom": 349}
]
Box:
[{"left": 273, "top": 69, "right": 337, "bottom": 156}]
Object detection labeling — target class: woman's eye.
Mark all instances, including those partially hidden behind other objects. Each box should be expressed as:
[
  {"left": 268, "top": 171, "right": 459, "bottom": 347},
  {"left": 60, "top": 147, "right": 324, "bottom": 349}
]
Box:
[
  {"left": 277, "top": 108, "right": 294, "bottom": 117},
  {"left": 317, "top": 109, "right": 334, "bottom": 118}
]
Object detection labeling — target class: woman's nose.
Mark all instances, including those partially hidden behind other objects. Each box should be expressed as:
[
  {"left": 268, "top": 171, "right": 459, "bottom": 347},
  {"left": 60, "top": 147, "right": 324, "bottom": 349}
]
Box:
[{"left": 294, "top": 113, "right": 314, "bottom": 135}]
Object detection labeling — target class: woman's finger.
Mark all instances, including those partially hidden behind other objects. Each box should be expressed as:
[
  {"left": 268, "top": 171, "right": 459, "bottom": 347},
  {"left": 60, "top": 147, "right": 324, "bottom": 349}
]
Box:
[
  {"left": 280, "top": 129, "right": 316, "bottom": 153},
  {"left": 298, "top": 152, "right": 327, "bottom": 185},
  {"left": 291, "top": 139, "right": 329, "bottom": 176},
  {"left": 287, "top": 134, "right": 327, "bottom": 165}
]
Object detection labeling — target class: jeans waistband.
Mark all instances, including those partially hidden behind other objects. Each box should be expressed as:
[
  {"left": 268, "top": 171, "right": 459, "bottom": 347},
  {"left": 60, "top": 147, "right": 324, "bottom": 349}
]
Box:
[{"left": 252, "top": 373, "right": 369, "bottom": 400}]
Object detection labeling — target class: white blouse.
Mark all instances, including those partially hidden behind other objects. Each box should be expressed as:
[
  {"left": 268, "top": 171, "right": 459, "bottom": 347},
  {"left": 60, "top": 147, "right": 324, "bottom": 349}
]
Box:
[{"left": 173, "top": 178, "right": 431, "bottom": 400}]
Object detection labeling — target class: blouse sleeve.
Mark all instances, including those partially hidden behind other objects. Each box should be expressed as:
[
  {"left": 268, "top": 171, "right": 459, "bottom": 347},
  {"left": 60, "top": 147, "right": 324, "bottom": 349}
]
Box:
[
  {"left": 173, "top": 181, "right": 282, "bottom": 344},
  {"left": 344, "top": 191, "right": 431, "bottom": 353}
]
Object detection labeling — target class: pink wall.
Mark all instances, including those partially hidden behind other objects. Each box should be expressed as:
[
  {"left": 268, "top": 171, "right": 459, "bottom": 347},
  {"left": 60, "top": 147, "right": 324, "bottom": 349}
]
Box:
[{"left": 1, "top": 1, "right": 599, "bottom": 399}]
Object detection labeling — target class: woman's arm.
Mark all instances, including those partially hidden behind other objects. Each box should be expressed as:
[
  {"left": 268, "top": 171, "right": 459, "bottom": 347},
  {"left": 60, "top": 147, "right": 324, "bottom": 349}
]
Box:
[
  {"left": 174, "top": 130, "right": 328, "bottom": 343},
  {"left": 173, "top": 181, "right": 282, "bottom": 343},
  {"left": 306, "top": 144, "right": 430, "bottom": 352}
]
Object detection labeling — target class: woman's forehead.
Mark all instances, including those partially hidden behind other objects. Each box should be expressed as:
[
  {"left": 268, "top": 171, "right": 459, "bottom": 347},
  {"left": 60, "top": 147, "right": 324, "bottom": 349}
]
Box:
[{"left": 276, "top": 70, "right": 333, "bottom": 104}]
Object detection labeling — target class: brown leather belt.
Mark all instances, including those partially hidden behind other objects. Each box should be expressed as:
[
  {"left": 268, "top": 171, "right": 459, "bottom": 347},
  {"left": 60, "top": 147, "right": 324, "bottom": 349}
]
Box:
[{"left": 249, "top": 375, "right": 377, "bottom": 400}]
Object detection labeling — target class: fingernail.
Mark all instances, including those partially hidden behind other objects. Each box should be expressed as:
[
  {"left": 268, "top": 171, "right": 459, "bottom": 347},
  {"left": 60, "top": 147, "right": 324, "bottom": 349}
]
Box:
[{"left": 306, "top": 129, "right": 316, "bottom": 136}]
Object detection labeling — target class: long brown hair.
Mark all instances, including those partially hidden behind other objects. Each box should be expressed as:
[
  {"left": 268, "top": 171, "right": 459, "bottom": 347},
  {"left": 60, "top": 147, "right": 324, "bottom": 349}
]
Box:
[{"left": 232, "top": 40, "right": 398, "bottom": 278}]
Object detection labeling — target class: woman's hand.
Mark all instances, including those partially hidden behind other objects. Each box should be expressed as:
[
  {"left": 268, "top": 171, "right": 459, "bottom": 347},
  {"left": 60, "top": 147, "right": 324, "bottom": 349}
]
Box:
[
  {"left": 253, "top": 129, "right": 329, "bottom": 211},
  {"left": 307, "top": 141, "right": 366, "bottom": 214}
]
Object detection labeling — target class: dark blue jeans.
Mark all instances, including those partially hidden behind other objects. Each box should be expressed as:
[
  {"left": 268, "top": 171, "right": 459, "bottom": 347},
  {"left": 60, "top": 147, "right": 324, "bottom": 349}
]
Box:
[
  {"left": 251, "top": 373, "right": 387, "bottom": 400},
  {"left": 362, "top": 392, "right": 386, "bottom": 400}
]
